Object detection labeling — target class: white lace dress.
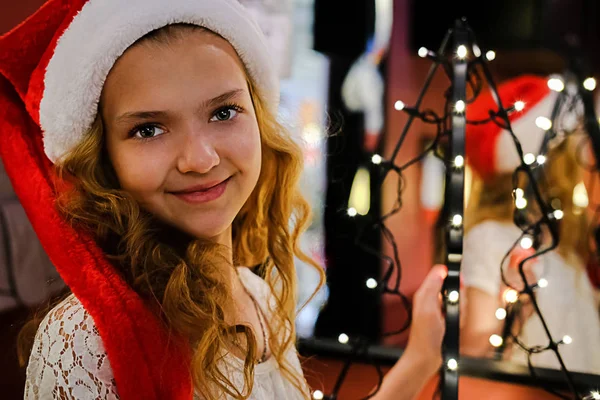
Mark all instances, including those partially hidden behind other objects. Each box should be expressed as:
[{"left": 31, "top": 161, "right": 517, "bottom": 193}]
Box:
[{"left": 24, "top": 267, "right": 309, "bottom": 399}]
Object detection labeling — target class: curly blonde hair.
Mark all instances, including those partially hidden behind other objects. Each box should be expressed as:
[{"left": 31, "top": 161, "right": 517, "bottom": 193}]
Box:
[{"left": 19, "top": 24, "right": 324, "bottom": 400}]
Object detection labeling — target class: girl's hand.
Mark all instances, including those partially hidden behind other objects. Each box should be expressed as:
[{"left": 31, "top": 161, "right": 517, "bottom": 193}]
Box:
[
  {"left": 503, "top": 247, "right": 538, "bottom": 321},
  {"left": 403, "top": 264, "right": 448, "bottom": 375},
  {"left": 372, "top": 265, "right": 469, "bottom": 400},
  {"left": 504, "top": 247, "right": 538, "bottom": 292}
]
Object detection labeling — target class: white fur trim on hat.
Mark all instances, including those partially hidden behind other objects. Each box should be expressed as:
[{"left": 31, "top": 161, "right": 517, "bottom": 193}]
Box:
[
  {"left": 495, "top": 90, "right": 559, "bottom": 173},
  {"left": 39, "top": 0, "right": 279, "bottom": 163}
]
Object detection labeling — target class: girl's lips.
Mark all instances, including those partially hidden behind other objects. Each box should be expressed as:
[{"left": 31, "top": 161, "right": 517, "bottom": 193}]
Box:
[{"left": 170, "top": 177, "right": 230, "bottom": 204}]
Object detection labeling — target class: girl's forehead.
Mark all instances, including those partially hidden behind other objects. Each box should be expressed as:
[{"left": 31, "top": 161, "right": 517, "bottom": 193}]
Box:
[
  {"left": 116, "top": 28, "right": 245, "bottom": 80},
  {"left": 101, "top": 30, "right": 249, "bottom": 117}
]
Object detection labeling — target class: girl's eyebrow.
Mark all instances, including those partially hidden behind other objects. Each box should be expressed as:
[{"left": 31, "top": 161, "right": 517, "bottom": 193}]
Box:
[
  {"left": 114, "top": 89, "right": 246, "bottom": 125},
  {"left": 115, "top": 110, "right": 169, "bottom": 125},
  {"left": 201, "top": 88, "right": 245, "bottom": 110}
]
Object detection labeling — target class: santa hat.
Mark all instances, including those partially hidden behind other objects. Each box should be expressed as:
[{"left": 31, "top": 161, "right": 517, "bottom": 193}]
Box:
[
  {"left": 466, "top": 74, "right": 560, "bottom": 181},
  {"left": 0, "top": 0, "right": 278, "bottom": 399}
]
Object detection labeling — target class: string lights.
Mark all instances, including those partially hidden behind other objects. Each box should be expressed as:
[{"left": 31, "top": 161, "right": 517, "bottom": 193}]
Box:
[
  {"left": 548, "top": 76, "right": 566, "bottom": 92},
  {"left": 442, "top": 22, "right": 469, "bottom": 398},
  {"left": 535, "top": 116, "right": 553, "bottom": 131},
  {"left": 338, "top": 333, "right": 350, "bottom": 344},
  {"left": 320, "top": 16, "right": 599, "bottom": 400},
  {"left": 514, "top": 100, "right": 526, "bottom": 111},
  {"left": 447, "top": 358, "right": 458, "bottom": 371},
  {"left": 583, "top": 78, "right": 597, "bottom": 91},
  {"left": 366, "top": 278, "right": 378, "bottom": 289},
  {"left": 371, "top": 154, "right": 383, "bottom": 165},
  {"left": 495, "top": 308, "right": 507, "bottom": 320}
]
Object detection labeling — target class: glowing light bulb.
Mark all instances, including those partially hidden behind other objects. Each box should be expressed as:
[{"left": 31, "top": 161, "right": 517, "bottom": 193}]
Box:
[
  {"left": 523, "top": 153, "right": 536, "bottom": 165},
  {"left": 535, "top": 116, "right": 552, "bottom": 131},
  {"left": 418, "top": 47, "right": 429, "bottom": 58},
  {"left": 366, "top": 278, "right": 378, "bottom": 289},
  {"left": 553, "top": 209, "right": 564, "bottom": 220},
  {"left": 485, "top": 50, "right": 496, "bottom": 61},
  {"left": 312, "top": 390, "right": 324, "bottom": 400},
  {"left": 562, "top": 335, "right": 573, "bottom": 345},
  {"left": 454, "top": 155, "right": 464, "bottom": 168},
  {"left": 455, "top": 100, "right": 466, "bottom": 113},
  {"left": 347, "top": 207, "right": 358, "bottom": 217},
  {"left": 520, "top": 236, "right": 533, "bottom": 249},
  {"left": 536, "top": 155, "right": 546, "bottom": 165},
  {"left": 538, "top": 278, "right": 548, "bottom": 288},
  {"left": 515, "top": 197, "right": 528, "bottom": 210},
  {"left": 447, "top": 359, "right": 458, "bottom": 371},
  {"left": 371, "top": 154, "right": 383, "bottom": 165},
  {"left": 514, "top": 101, "right": 525, "bottom": 111},
  {"left": 456, "top": 45, "right": 468, "bottom": 59},
  {"left": 489, "top": 334, "right": 503, "bottom": 347},
  {"left": 473, "top": 45, "right": 481, "bottom": 57},
  {"left": 547, "top": 78, "right": 565, "bottom": 92},
  {"left": 504, "top": 289, "right": 519, "bottom": 304},
  {"left": 394, "top": 100, "right": 405, "bottom": 111},
  {"left": 448, "top": 291, "right": 460, "bottom": 303},
  {"left": 338, "top": 333, "right": 349, "bottom": 344},
  {"left": 495, "top": 308, "right": 507, "bottom": 320},
  {"left": 452, "top": 214, "right": 463, "bottom": 226},
  {"left": 584, "top": 77, "right": 597, "bottom": 91},
  {"left": 515, "top": 188, "right": 524, "bottom": 198},
  {"left": 590, "top": 391, "right": 600, "bottom": 400},
  {"left": 573, "top": 181, "right": 589, "bottom": 208}
]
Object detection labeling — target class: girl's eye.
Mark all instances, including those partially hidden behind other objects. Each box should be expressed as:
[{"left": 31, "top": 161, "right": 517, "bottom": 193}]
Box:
[
  {"left": 132, "top": 125, "right": 165, "bottom": 139},
  {"left": 210, "top": 106, "right": 241, "bottom": 122}
]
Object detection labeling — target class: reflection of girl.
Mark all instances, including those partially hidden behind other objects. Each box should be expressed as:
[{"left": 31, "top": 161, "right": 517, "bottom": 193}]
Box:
[
  {"left": 1, "top": 1, "right": 448, "bottom": 399},
  {"left": 460, "top": 75, "right": 600, "bottom": 374}
]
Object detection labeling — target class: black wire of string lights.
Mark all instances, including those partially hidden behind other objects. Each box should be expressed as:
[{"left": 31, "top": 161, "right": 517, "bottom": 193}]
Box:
[{"left": 310, "top": 17, "right": 600, "bottom": 400}]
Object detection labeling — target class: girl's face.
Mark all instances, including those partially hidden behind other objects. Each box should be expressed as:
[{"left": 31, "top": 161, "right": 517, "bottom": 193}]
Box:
[{"left": 101, "top": 30, "right": 262, "bottom": 247}]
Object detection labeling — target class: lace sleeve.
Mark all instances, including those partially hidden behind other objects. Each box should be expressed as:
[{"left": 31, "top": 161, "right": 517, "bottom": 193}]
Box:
[{"left": 24, "top": 294, "right": 120, "bottom": 400}]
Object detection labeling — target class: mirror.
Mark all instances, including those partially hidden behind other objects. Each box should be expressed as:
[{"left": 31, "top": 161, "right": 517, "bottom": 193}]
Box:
[{"left": 389, "top": 3, "right": 600, "bottom": 393}]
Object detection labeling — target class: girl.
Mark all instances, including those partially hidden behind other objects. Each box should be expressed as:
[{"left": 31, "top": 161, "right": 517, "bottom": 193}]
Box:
[
  {"left": 461, "top": 75, "right": 600, "bottom": 374},
  {"left": 0, "top": 0, "right": 447, "bottom": 399}
]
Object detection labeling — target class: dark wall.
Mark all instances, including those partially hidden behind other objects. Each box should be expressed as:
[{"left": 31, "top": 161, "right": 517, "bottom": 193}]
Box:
[
  {"left": 411, "top": 0, "right": 600, "bottom": 72},
  {"left": 313, "top": 0, "right": 375, "bottom": 60},
  {"left": 312, "top": 0, "right": 383, "bottom": 342}
]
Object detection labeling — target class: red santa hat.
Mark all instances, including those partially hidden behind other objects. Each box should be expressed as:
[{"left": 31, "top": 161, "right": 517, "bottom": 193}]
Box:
[
  {"left": 466, "top": 74, "right": 561, "bottom": 181},
  {"left": 0, "top": 0, "right": 278, "bottom": 399}
]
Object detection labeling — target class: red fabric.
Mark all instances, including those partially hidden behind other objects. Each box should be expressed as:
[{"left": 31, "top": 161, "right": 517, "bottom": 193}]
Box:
[
  {"left": 588, "top": 260, "right": 600, "bottom": 290},
  {"left": 0, "top": 1, "right": 193, "bottom": 399},
  {"left": 466, "top": 75, "right": 551, "bottom": 181}
]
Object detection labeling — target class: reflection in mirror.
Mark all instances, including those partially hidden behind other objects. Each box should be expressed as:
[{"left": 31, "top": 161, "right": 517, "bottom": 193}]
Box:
[{"left": 459, "top": 74, "right": 600, "bottom": 375}]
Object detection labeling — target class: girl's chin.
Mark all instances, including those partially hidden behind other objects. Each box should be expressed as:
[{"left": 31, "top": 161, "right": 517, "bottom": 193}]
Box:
[{"left": 180, "top": 224, "right": 232, "bottom": 244}]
